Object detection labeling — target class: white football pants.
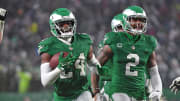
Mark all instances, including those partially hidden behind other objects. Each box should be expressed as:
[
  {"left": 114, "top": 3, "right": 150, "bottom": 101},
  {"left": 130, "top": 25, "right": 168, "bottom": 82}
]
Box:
[
  {"left": 112, "top": 93, "right": 146, "bottom": 101},
  {"left": 74, "top": 91, "right": 93, "bottom": 101}
]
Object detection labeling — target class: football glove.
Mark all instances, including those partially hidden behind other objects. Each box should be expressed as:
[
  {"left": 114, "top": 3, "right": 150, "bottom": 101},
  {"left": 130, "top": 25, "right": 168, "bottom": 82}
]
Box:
[
  {"left": 149, "top": 90, "right": 161, "bottom": 101},
  {"left": 169, "top": 77, "right": 180, "bottom": 94},
  {"left": 57, "top": 52, "right": 75, "bottom": 69},
  {"left": 0, "top": 8, "right": 7, "bottom": 21}
]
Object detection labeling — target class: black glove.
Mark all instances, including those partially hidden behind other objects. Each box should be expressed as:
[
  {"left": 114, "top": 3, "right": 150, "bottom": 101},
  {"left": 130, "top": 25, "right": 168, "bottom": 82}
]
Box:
[{"left": 170, "top": 77, "right": 180, "bottom": 94}]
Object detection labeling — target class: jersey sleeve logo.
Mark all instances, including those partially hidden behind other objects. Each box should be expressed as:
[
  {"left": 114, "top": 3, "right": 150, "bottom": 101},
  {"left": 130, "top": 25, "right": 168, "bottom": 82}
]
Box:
[{"left": 38, "top": 45, "right": 43, "bottom": 55}]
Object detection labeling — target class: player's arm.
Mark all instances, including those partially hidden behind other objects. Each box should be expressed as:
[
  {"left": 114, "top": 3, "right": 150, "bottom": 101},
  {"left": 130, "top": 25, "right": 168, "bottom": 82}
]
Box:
[
  {"left": 40, "top": 53, "right": 62, "bottom": 87},
  {"left": 90, "top": 45, "right": 113, "bottom": 100},
  {"left": 87, "top": 45, "right": 100, "bottom": 74},
  {"left": 97, "top": 45, "right": 113, "bottom": 66},
  {"left": 87, "top": 45, "right": 100, "bottom": 95},
  {"left": 147, "top": 51, "right": 162, "bottom": 100},
  {"left": 0, "top": 8, "right": 7, "bottom": 44}
]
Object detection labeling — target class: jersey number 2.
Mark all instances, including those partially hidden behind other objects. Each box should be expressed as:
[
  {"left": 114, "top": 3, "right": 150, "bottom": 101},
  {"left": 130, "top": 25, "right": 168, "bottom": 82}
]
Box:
[{"left": 125, "top": 53, "right": 139, "bottom": 76}]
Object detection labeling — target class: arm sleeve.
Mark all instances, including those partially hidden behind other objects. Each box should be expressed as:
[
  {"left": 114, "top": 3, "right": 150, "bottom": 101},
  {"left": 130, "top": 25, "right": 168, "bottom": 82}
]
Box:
[
  {"left": 0, "top": 21, "right": 5, "bottom": 43},
  {"left": 149, "top": 65, "right": 162, "bottom": 93},
  {"left": 40, "top": 63, "right": 62, "bottom": 87},
  {"left": 88, "top": 54, "right": 101, "bottom": 75},
  {"left": 0, "top": 8, "right": 7, "bottom": 43}
]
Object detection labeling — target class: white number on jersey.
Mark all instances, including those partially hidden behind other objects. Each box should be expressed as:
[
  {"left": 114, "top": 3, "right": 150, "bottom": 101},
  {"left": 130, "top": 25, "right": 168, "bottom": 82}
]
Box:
[
  {"left": 125, "top": 53, "right": 139, "bottom": 76},
  {"left": 75, "top": 53, "right": 86, "bottom": 76},
  {"left": 59, "top": 53, "right": 86, "bottom": 79}
]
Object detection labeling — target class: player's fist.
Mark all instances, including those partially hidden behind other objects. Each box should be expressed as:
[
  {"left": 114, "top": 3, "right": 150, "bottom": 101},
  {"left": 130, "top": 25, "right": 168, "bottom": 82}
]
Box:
[
  {"left": 57, "top": 52, "right": 75, "bottom": 69},
  {"left": 0, "top": 8, "right": 7, "bottom": 21},
  {"left": 170, "top": 77, "right": 180, "bottom": 94},
  {"left": 149, "top": 91, "right": 161, "bottom": 101}
]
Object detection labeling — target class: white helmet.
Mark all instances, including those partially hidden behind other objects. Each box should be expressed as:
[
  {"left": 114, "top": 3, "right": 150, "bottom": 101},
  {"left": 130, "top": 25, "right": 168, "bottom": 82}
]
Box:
[
  {"left": 49, "top": 8, "right": 77, "bottom": 40},
  {"left": 123, "top": 6, "right": 147, "bottom": 35}
]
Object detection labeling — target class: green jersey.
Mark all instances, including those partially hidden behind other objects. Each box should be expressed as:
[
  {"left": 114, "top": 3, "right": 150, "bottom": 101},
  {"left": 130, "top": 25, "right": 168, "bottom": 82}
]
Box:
[
  {"left": 98, "top": 32, "right": 118, "bottom": 93},
  {"left": 38, "top": 33, "right": 92, "bottom": 101},
  {"left": 104, "top": 32, "right": 157, "bottom": 100}
]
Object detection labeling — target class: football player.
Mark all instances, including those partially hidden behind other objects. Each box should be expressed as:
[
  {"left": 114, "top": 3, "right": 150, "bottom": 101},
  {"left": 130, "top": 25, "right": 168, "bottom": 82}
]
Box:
[
  {"left": 0, "top": 8, "right": 7, "bottom": 44},
  {"left": 92, "top": 6, "right": 162, "bottom": 101},
  {"left": 96, "top": 13, "right": 127, "bottom": 101},
  {"left": 170, "top": 77, "right": 180, "bottom": 94},
  {"left": 38, "top": 8, "right": 100, "bottom": 101}
]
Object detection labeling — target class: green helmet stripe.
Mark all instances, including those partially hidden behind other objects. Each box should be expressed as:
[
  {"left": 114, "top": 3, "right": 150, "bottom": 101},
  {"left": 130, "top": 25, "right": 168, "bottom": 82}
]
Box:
[{"left": 128, "top": 6, "right": 144, "bottom": 13}]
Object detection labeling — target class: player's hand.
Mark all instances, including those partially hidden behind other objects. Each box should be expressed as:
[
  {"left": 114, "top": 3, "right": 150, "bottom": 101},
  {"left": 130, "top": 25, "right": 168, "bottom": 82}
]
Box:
[
  {"left": 0, "top": 8, "right": 7, "bottom": 21},
  {"left": 149, "top": 91, "right": 161, "bottom": 101},
  {"left": 57, "top": 52, "right": 75, "bottom": 69},
  {"left": 169, "top": 77, "right": 180, "bottom": 94}
]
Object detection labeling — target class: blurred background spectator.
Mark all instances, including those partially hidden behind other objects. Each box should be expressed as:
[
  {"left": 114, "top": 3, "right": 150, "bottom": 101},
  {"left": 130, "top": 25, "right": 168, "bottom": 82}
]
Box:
[{"left": 0, "top": 0, "right": 180, "bottom": 100}]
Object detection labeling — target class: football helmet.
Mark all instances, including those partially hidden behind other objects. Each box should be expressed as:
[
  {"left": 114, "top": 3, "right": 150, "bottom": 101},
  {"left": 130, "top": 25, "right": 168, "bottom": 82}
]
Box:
[
  {"left": 122, "top": 6, "right": 147, "bottom": 35},
  {"left": 49, "top": 8, "right": 76, "bottom": 40},
  {"left": 111, "top": 14, "right": 127, "bottom": 32}
]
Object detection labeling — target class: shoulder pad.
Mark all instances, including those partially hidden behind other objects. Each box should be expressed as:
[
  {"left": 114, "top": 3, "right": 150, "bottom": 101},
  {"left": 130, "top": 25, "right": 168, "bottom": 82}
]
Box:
[
  {"left": 144, "top": 35, "right": 158, "bottom": 51},
  {"left": 77, "top": 33, "right": 93, "bottom": 44},
  {"left": 149, "top": 35, "right": 157, "bottom": 50},
  {"left": 39, "top": 36, "right": 56, "bottom": 46},
  {"left": 38, "top": 36, "right": 56, "bottom": 55},
  {"left": 104, "top": 32, "right": 120, "bottom": 45}
]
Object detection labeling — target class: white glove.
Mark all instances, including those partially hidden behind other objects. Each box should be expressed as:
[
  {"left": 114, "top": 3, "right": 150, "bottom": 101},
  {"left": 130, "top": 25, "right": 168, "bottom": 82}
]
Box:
[
  {"left": 169, "top": 77, "right": 180, "bottom": 94},
  {"left": 0, "top": 8, "right": 7, "bottom": 21},
  {"left": 149, "top": 91, "right": 161, "bottom": 101}
]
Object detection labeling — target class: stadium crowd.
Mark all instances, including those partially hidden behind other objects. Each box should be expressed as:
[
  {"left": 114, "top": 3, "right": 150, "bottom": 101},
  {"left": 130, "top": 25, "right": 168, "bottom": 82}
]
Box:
[{"left": 0, "top": 0, "right": 179, "bottom": 92}]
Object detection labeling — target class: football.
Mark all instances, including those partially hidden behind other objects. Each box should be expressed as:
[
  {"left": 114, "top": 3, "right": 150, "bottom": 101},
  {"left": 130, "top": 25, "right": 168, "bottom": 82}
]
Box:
[{"left": 49, "top": 52, "right": 69, "bottom": 70}]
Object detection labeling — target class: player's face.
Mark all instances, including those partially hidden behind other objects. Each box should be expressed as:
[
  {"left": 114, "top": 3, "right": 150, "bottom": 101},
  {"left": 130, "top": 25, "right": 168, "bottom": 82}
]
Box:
[
  {"left": 128, "top": 17, "right": 146, "bottom": 31},
  {"left": 56, "top": 21, "right": 74, "bottom": 33}
]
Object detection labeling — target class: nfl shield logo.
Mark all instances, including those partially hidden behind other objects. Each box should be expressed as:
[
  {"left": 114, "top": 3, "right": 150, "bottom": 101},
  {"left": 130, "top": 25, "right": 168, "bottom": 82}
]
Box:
[{"left": 117, "top": 43, "right": 123, "bottom": 48}]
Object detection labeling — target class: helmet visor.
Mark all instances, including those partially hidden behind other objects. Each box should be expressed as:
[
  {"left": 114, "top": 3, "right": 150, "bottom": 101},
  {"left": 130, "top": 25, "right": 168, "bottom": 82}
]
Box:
[{"left": 55, "top": 20, "right": 74, "bottom": 33}]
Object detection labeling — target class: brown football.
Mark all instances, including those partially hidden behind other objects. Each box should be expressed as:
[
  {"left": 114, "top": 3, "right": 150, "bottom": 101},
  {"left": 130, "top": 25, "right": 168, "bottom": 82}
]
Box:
[{"left": 49, "top": 52, "right": 69, "bottom": 70}]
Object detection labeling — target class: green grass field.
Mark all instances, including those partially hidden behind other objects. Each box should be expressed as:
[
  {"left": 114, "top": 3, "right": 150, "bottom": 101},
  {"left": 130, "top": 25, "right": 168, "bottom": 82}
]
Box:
[{"left": 0, "top": 88, "right": 180, "bottom": 101}]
